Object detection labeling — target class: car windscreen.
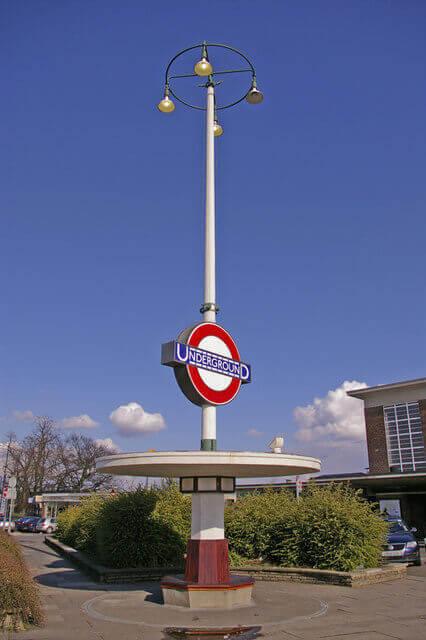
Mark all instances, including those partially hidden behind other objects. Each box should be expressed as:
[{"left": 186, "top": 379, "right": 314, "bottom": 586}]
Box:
[{"left": 389, "top": 523, "right": 408, "bottom": 534}]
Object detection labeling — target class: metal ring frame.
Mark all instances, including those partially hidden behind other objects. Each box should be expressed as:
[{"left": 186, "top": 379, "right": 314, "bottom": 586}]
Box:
[{"left": 164, "top": 42, "right": 257, "bottom": 111}]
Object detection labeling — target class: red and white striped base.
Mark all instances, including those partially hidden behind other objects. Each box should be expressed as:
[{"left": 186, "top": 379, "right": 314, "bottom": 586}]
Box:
[{"left": 161, "top": 492, "right": 253, "bottom": 608}]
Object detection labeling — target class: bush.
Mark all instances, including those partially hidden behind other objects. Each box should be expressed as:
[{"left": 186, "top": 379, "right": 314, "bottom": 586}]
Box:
[
  {"left": 226, "top": 484, "right": 387, "bottom": 572},
  {"left": 57, "top": 496, "right": 104, "bottom": 555},
  {"left": 0, "top": 531, "right": 44, "bottom": 629},
  {"left": 56, "top": 484, "right": 191, "bottom": 568},
  {"left": 154, "top": 482, "right": 191, "bottom": 542},
  {"left": 56, "top": 504, "right": 81, "bottom": 547},
  {"left": 225, "top": 489, "right": 297, "bottom": 561},
  {"left": 263, "top": 484, "right": 388, "bottom": 571},
  {"left": 228, "top": 549, "right": 251, "bottom": 568},
  {"left": 96, "top": 487, "right": 189, "bottom": 568},
  {"left": 0, "top": 529, "right": 22, "bottom": 559},
  {"left": 57, "top": 482, "right": 387, "bottom": 572},
  {"left": 72, "top": 495, "right": 105, "bottom": 556}
]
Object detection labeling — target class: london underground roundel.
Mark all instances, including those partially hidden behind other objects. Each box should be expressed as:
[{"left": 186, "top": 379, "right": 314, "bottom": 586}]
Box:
[{"left": 161, "top": 322, "right": 251, "bottom": 407}]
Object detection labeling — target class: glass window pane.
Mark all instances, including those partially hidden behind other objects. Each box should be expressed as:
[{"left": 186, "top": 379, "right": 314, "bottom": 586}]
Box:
[
  {"left": 397, "top": 420, "right": 409, "bottom": 427},
  {"left": 413, "top": 450, "right": 426, "bottom": 461},
  {"left": 384, "top": 402, "right": 425, "bottom": 473},
  {"left": 409, "top": 409, "right": 420, "bottom": 418},
  {"left": 410, "top": 425, "right": 423, "bottom": 434}
]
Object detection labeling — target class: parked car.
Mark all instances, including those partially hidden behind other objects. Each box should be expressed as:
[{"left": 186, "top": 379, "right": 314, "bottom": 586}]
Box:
[
  {"left": 0, "top": 519, "right": 15, "bottom": 531},
  {"left": 16, "top": 516, "right": 41, "bottom": 532},
  {"left": 382, "top": 517, "right": 421, "bottom": 566},
  {"left": 15, "top": 516, "right": 27, "bottom": 526},
  {"left": 15, "top": 516, "right": 35, "bottom": 531},
  {"left": 36, "top": 517, "right": 57, "bottom": 534}
]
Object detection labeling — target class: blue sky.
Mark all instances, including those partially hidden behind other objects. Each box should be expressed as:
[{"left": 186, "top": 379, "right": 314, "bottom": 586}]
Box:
[{"left": 1, "top": 1, "right": 425, "bottom": 474}]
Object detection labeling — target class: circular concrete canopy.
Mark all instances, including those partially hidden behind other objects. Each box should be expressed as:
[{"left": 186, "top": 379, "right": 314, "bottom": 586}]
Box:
[{"left": 95, "top": 451, "right": 321, "bottom": 478}]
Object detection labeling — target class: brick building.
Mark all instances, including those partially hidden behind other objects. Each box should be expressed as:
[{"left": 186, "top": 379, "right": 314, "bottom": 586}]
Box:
[
  {"left": 345, "top": 378, "right": 426, "bottom": 535},
  {"left": 347, "top": 378, "right": 426, "bottom": 475}
]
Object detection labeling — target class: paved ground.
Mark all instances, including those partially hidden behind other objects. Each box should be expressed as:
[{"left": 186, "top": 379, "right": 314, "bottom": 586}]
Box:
[{"left": 7, "top": 533, "right": 426, "bottom": 640}]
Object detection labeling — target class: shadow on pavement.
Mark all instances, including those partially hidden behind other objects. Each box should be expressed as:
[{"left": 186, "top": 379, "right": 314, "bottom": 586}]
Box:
[
  {"left": 34, "top": 568, "right": 161, "bottom": 595},
  {"left": 143, "top": 584, "right": 164, "bottom": 603},
  {"left": 19, "top": 543, "right": 59, "bottom": 559}
]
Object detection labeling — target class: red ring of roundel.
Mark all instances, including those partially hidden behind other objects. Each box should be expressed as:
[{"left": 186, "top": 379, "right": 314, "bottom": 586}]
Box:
[{"left": 187, "top": 323, "right": 241, "bottom": 405}]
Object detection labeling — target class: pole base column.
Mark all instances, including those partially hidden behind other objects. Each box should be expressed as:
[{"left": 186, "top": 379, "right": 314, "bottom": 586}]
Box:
[
  {"left": 161, "top": 482, "right": 254, "bottom": 608},
  {"left": 185, "top": 538, "right": 230, "bottom": 584}
]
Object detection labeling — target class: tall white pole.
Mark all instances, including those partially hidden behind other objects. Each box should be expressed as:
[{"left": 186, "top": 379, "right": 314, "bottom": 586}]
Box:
[{"left": 201, "top": 83, "right": 217, "bottom": 451}]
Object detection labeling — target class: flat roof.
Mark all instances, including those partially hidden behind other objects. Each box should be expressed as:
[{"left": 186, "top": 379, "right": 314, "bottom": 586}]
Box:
[
  {"left": 238, "top": 471, "right": 426, "bottom": 490},
  {"left": 347, "top": 377, "right": 426, "bottom": 400}
]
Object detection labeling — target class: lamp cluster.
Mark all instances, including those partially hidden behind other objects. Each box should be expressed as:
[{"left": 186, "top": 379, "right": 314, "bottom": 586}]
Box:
[{"left": 157, "top": 46, "right": 264, "bottom": 134}]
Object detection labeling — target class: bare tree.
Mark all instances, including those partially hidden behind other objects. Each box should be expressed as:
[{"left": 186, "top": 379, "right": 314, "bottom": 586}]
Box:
[
  {"left": 7, "top": 417, "right": 61, "bottom": 512},
  {"left": 6, "top": 417, "right": 118, "bottom": 512},
  {"left": 59, "top": 433, "right": 117, "bottom": 492}
]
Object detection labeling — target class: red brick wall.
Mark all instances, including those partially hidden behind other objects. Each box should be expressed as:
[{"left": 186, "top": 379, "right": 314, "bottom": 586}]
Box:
[{"left": 364, "top": 406, "right": 389, "bottom": 474}]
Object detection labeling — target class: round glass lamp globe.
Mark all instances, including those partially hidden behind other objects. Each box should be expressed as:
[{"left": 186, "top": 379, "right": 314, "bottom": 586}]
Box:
[
  {"left": 213, "top": 122, "right": 223, "bottom": 137},
  {"left": 157, "top": 97, "right": 175, "bottom": 113},
  {"left": 246, "top": 88, "right": 264, "bottom": 105},
  {"left": 194, "top": 57, "right": 213, "bottom": 77}
]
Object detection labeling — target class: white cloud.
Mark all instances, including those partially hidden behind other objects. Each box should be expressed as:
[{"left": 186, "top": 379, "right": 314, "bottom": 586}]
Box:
[
  {"left": 292, "top": 380, "right": 370, "bottom": 474},
  {"left": 60, "top": 414, "right": 99, "bottom": 429},
  {"left": 95, "top": 437, "right": 119, "bottom": 452},
  {"left": 110, "top": 402, "right": 166, "bottom": 437},
  {"left": 12, "top": 410, "right": 34, "bottom": 422},
  {"left": 294, "top": 380, "right": 368, "bottom": 444},
  {"left": 247, "top": 428, "right": 264, "bottom": 437}
]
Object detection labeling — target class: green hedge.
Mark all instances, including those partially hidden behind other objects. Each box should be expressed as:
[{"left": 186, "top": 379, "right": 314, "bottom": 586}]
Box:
[
  {"left": 0, "top": 531, "right": 44, "bottom": 630},
  {"left": 56, "top": 484, "right": 191, "bottom": 568},
  {"left": 225, "top": 489, "right": 298, "bottom": 560},
  {"left": 54, "top": 504, "right": 81, "bottom": 548},
  {"left": 226, "top": 484, "right": 388, "bottom": 572},
  {"left": 57, "top": 483, "right": 387, "bottom": 572}
]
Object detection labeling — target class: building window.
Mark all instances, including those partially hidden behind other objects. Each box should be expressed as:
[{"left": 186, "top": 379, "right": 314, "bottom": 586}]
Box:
[{"left": 384, "top": 402, "right": 426, "bottom": 473}]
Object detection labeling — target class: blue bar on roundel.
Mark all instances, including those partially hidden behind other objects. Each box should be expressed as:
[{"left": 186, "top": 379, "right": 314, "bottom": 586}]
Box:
[{"left": 173, "top": 341, "right": 251, "bottom": 384}]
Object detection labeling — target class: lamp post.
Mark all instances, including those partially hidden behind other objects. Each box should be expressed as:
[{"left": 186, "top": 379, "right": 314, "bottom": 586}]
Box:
[
  {"left": 158, "top": 42, "right": 263, "bottom": 452},
  {"left": 95, "top": 51, "right": 319, "bottom": 608}
]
